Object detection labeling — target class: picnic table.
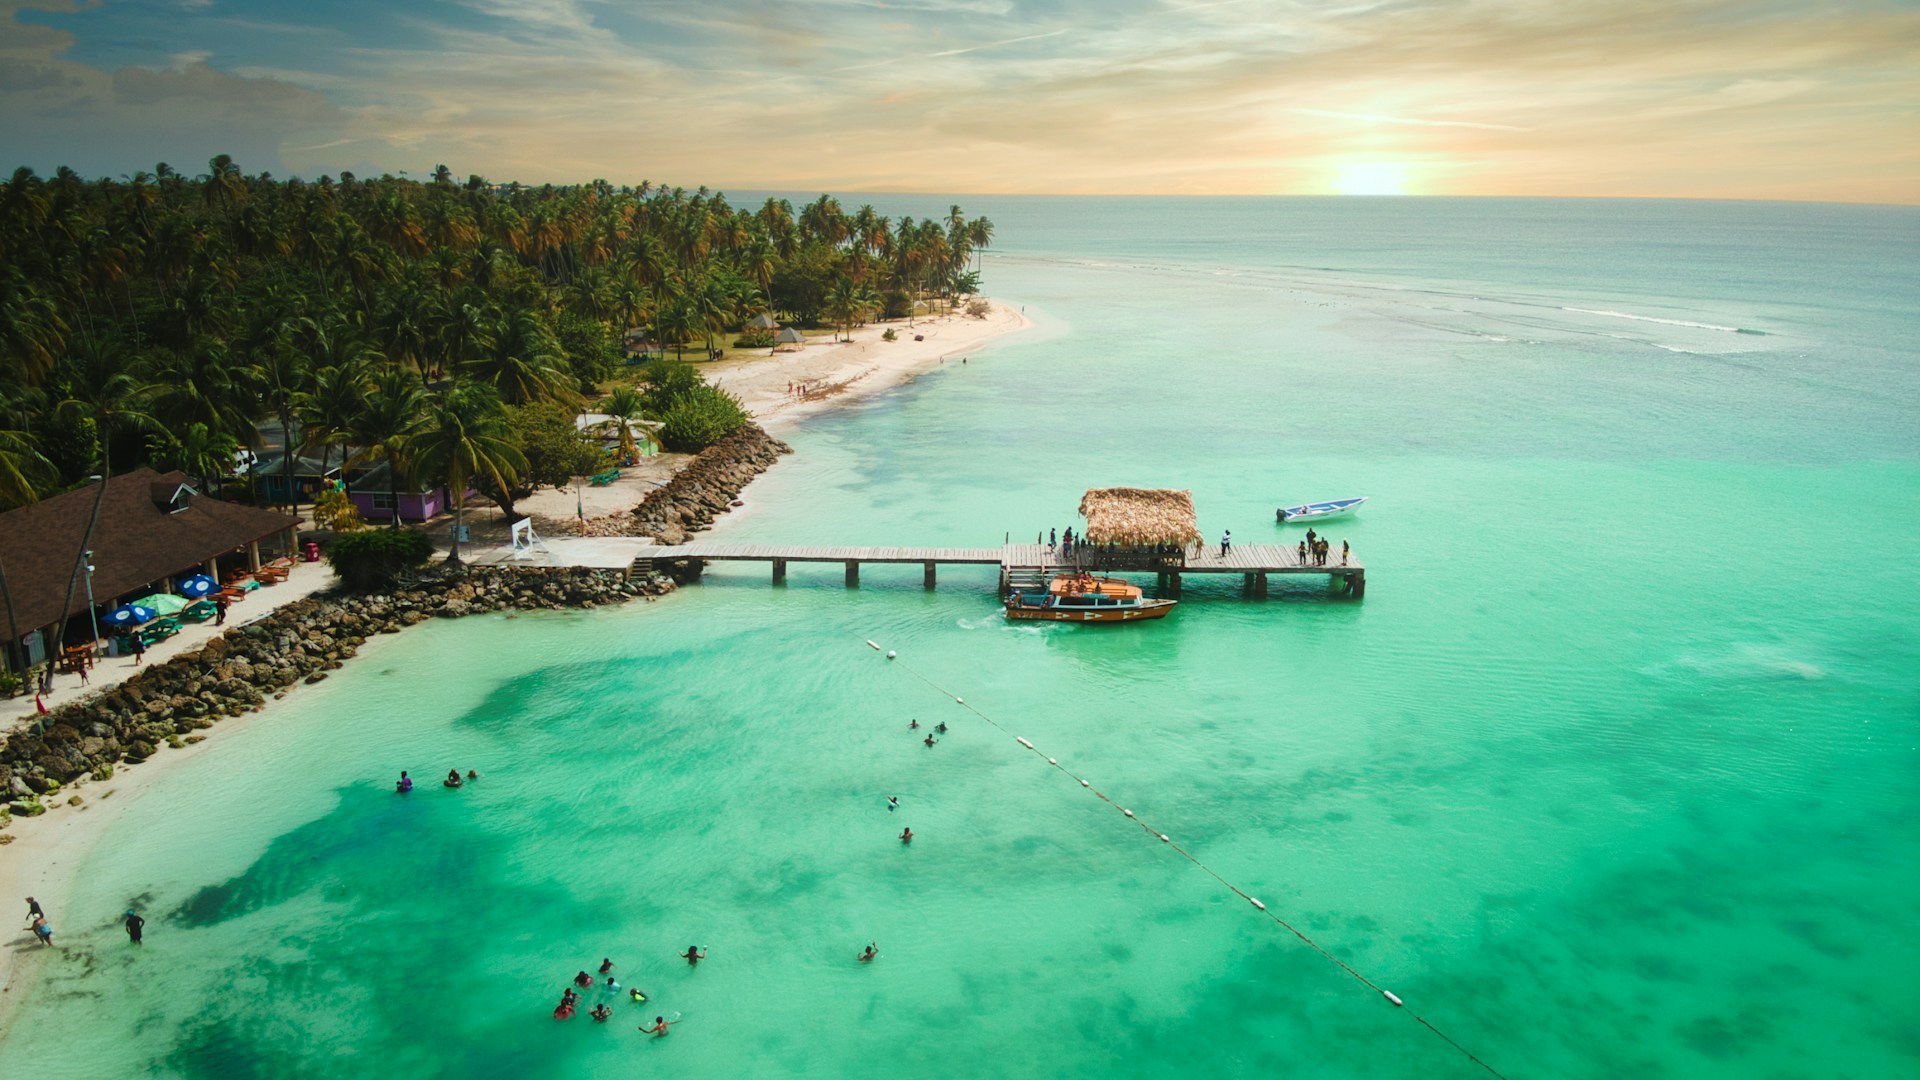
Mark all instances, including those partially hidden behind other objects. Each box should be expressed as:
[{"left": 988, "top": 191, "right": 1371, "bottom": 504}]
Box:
[{"left": 590, "top": 469, "right": 621, "bottom": 486}]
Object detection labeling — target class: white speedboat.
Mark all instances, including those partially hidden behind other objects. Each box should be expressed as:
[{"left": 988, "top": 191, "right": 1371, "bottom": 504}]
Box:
[{"left": 1277, "top": 497, "right": 1367, "bottom": 523}]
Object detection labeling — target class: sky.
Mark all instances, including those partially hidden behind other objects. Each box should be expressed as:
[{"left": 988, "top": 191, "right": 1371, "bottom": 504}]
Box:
[{"left": 2, "top": 0, "right": 1916, "bottom": 202}]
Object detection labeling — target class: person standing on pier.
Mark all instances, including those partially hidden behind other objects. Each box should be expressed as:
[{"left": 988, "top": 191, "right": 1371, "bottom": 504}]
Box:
[
  {"left": 1220, "top": 530, "right": 1231, "bottom": 556},
  {"left": 1342, "top": 540, "right": 1350, "bottom": 565},
  {"left": 1049, "top": 528, "right": 1057, "bottom": 553}
]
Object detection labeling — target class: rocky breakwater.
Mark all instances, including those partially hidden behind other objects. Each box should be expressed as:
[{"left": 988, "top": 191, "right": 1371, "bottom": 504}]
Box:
[
  {"left": 0, "top": 567, "right": 672, "bottom": 826},
  {"left": 628, "top": 422, "right": 792, "bottom": 544}
]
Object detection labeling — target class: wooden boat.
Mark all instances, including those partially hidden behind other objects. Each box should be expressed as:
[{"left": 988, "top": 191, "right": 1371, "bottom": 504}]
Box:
[
  {"left": 1277, "top": 496, "right": 1367, "bottom": 523},
  {"left": 1005, "top": 573, "right": 1177, "bottom": 623}
]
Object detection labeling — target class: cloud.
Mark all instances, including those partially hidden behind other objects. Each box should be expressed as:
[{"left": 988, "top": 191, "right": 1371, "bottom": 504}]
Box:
[{"left": 0, "top": 0, "right": 1915, "bottom": 201}]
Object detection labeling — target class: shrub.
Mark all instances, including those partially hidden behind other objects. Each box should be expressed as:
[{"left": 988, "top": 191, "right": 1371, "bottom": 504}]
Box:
[
  {"left": 326, "top": 528, "right": 436, "bottom": 591},
  {"left": 312, "top": 488, "right": 364, "bottom": 532},
  {"left": 732, "top": 330, "right": 776, "bottom": 349},
  {"left": 658, "top": 383, "right": 748, "bottom": 452}
]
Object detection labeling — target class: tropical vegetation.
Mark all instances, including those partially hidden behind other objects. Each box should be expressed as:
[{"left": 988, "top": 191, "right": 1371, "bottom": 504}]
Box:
[{"left": 0, "top": 156, "right": 990, "bottom": 662}]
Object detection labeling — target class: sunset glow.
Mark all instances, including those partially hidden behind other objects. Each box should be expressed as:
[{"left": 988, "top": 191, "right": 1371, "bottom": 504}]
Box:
[{"left": 1, "top": 0, "right": 1915, "bottom": 202}]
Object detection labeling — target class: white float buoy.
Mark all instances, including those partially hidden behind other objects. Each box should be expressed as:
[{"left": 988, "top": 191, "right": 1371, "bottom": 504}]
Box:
[
  {"left": 1249, "top": 898, "right": 1267, "bottom": 911},
  {"left": 955, "top": 697, "right": 964, "bottom": 704},
  {"left": 1047, "top": 758, "right": 1056, "bottom": 765},
  {"left": 886, "top": 651, "right": 896, "bottom": 660},
  {"left": 866, "top": 640, "right": 881, "bottom": 650},
  {"left": 1122, "top": 809, "right": 1134, "bottom": 817},
  {"left": 1016, "top": 737, "right": 1034, "bottom": 749},
  {"left": 1382, "top": 990, "right": 1404, "bottom": 1007},
  {"left": 1159, "top": 834, "right": 1170, "bottom": 842},
  {"left": 1079, "top": 780, "right": 1090, "bottom": 787}
]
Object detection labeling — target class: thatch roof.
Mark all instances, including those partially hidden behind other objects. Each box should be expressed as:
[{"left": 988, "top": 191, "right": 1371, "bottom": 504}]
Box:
[
  {"left": 775, "top": 327, "right": 806, "bottom": 344},
  {"left": 1077, "top": 488, "right": 1201, "bottom": 545},
  {"left": 0, "top": 470, "right": 297, "bottom": 643}
]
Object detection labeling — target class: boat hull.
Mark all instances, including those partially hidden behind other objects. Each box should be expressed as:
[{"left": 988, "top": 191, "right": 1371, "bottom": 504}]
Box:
[
  {"left": 1005, "top": 600, "right": 1177, "bottom": 623},
  {"left": 1278, "top": 497, "right": 1367, "bottom": 523}
]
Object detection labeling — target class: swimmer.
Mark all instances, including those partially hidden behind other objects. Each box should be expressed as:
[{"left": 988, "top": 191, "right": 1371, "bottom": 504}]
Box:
[
  {"left": 629, "top": 987, "right": 648, "bottom": 1003},
  {"left": 574, "top": 971, "right": 594, "bottom": 989},
  {"left": 395, "top": 771, "right": 412, "bottom": 793},
  {"left": 467, "top": 769, "right": 479, "bottom": 780},
  {"left": 934, "top": 722, "right": 947, "bottom": 734},
  {"left": 562, "top": 988, "right": 580, "bottom": 1006},
  {"left": 641, "top": 1015, "right": 677, "bottom": 1038},
  {"left": 858, "top": 942, "right": 877, "bottom": 963},
  {"left": 900, "top": 827, "right": 913, "bottom": 844},
  {"left": 886, "top": 796, "right": 899, "bottom": 813},
  {"left": 924, "top": 734, "right": 936, "bottom": 747},
  {"left": 445, "top": 769, "right": 463, "bottom": 788},
  {"left": 604, "top": 976, "right": 620, "bottom": 992},
  {"left": 590, "top": 1003, "right": 612, "bottom": 1023},
  {"left": 682, "top": 945, "right": 706, "bottom": 966},
  {"left": 124, "top": 910, "right": 145, "bottom": 945},
  {"left": 908, "top": 719, "right": 920, "bottom": 730},
  {"left": 599, "top": 957, "right": 615, "bottom": 975}
]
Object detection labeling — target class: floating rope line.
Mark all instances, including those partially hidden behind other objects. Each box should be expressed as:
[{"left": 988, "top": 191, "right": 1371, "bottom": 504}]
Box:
[{"left": 865, "top": 638, "right": 1509, "bottom": 1079}]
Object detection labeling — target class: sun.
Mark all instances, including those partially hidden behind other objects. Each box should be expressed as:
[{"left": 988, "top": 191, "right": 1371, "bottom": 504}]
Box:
[{"left": 1331, "top": 162, "right": 1410, "bottom": 196}]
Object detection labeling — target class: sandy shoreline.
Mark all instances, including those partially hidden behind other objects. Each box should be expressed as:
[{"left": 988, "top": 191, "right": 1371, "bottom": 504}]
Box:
[
  {"left": 0, "top": 626, "right": 409, "bottom": 1040},
  {"left": 0, "top": 297, "right": 1032, "bottom": 1034}
]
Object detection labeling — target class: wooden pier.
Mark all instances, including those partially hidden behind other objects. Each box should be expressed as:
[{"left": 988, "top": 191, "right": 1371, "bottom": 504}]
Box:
[{"left": 631, "top": 542, "right": 1363, "bottom": 598}]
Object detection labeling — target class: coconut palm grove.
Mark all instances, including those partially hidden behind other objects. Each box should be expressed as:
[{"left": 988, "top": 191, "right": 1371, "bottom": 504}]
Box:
[{"left": 0, "top": 157, "right": 992, "bottom": 516}]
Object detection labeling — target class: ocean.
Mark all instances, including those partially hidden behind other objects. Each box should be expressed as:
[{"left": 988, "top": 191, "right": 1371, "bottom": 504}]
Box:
[{"left": 2, "top": 197, "right": 1915, "bottom": 1078}]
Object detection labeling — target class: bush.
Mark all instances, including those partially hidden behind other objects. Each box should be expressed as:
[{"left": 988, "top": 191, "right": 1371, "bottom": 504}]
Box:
[
  {"left": 326, "top": 528, "right": 436, "bottom": 591},
  {"left": 732, "top": 330, "right": 776, "bottom": 349},
  {"left": 882, "top": 328, "right": 897, "bottom": 342},
  {"left": 312, "top": 488, "right": 364, "bottom": 532},
  {"left": 658, "top": 383, "right": 748, "bottom": 452}
]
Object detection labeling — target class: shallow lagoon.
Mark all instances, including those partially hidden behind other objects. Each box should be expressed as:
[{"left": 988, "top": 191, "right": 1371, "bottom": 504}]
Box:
[{"left": 3, "top": 198, "right": 1916, "bottom": 1078}]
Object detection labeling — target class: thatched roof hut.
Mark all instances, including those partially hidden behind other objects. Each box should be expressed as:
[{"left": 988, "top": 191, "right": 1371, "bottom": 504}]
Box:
[{"left": 1078, "top": 488, "right": 1202, "bottom": 545}]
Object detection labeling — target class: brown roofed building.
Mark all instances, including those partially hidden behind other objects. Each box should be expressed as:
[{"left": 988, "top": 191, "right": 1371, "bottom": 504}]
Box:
[{"left": 0, "top": 470, "right": 298, "bottom": 668}]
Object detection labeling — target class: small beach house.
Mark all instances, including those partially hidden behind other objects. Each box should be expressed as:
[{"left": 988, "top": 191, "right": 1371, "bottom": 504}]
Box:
[{"left": 346, "top": 461, "right": 456, "bottom": 525}]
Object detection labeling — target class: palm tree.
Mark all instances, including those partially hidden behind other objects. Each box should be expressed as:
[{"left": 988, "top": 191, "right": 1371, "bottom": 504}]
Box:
[
  {"left": 404, "top": 381, "right": 525, "bottom": 563},
  {"left": 347, "top": 367, "right": 428, "bottom": 528},
  {"left": 603, "top": 387, "right": 645, "bottom": 462},
  {"left": 299, "top": 358, "right": 372, "bottom": 494},
  {"left": 464, "top": 309, "right": 574, "bottom": 405},
  {"left": 0, "top": 265, "right": 67, "bottom": 384}
]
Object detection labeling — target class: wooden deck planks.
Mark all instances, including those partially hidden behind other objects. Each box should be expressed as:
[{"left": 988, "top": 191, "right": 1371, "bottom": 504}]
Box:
[{"left": 632, "top": 542, "right": 1361, "bottom": 577}]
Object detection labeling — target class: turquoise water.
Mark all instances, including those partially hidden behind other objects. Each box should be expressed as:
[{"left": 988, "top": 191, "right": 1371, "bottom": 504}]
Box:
[{"left": 4, "top": 198, "right": 1917, "bottom": 1078}]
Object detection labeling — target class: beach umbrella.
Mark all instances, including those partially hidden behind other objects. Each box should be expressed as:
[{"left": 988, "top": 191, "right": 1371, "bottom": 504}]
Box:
[
  {"left": 103, "top": 604, "right": 158, "bottom": 628},
  {"left": 132, "top": 593, "right": 190, "bottom": 616},
  {"left": 179, "top": 574, "right": 219, "bottom": 599}
]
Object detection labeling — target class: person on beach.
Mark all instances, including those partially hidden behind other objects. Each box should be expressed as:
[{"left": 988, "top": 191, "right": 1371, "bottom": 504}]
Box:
[
  {"left": 599, "top": 958, "right": 615, "bottom": 975},
  {"left": 131, "top": 634, "right": 145, "bottom": 665},
  {"left": 682, "top": 945, "right": 707, "bottom": 966},
  {"left": 32, "top": 914, "right": 53, "bottom": 947},
  {"left": 215, "top": 596, "right": 228, "bottom": 626},
  {"left": 445, "top": 769, "right": 463, "bottom": 788},
  {"left": 590, "top": 1003, "right": 613, "bottom": 1023},
  {"left": 859, "top": 942, "right": 878, "bottom": 963},
  {"left": 900, "top": 827, "right": 913, "bottom": 844},
  {"left": 641, "top": 1015, "right": 677, "bottom": 1037},
  {"left": 887, "top": 796, "right": 899, "bottom": 812},
  {"left": 396, "top": 771, "right": 413, "bottom": 793},
  {"left": 26, "top": 896, "right": 43, "bottom": 924},
  {"left": 574, "top": 971, "right": 595, "bottom": 989},
  {"left": 125, "top": 910, "right": 145, "bottom": 945}
]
